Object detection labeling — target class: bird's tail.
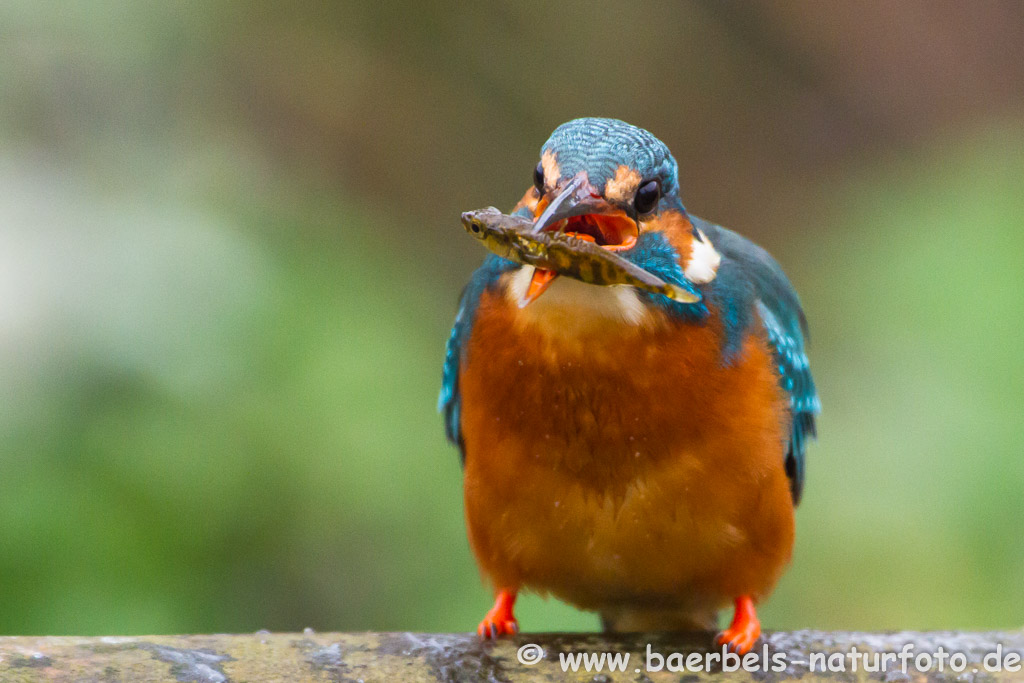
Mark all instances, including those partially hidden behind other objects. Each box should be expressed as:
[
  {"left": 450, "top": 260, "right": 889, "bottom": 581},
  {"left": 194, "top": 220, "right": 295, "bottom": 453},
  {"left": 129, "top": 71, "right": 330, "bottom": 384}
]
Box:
[{"left": 599, "top": 606, "right": 718, "bottom": 633}]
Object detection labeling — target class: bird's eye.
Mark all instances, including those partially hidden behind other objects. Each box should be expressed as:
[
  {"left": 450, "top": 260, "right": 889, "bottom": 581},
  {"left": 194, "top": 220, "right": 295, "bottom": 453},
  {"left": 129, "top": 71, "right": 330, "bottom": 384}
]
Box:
[
  {"left": 533, "top": 161, "right": 545, "bottom": 194},
  {"left": 634, "top": 179, "right": 661, "bottom": 214}
]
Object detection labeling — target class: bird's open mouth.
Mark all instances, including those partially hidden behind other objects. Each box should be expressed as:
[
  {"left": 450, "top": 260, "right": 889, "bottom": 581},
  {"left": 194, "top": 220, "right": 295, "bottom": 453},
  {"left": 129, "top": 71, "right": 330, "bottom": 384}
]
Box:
[
  {"left": 519, "top": 212, "right": 638, "bottom": 308},
  {"left": 542, "top": 213, "right": 638, "bottom": 251},
  {"left": 520, "top": 173, "right": 641, "bottom": 308}
]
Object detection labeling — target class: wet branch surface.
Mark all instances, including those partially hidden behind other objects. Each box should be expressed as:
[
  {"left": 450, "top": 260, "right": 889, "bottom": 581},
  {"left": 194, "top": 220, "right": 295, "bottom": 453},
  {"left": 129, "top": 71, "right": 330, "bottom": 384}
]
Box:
[{"left": 0, "top": 630, "right": 1022, "bottom": 682}]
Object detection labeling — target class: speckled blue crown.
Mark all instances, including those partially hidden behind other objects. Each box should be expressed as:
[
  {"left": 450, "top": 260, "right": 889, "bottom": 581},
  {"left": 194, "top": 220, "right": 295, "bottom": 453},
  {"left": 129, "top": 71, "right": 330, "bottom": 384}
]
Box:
[{"left": 541, "top": 118, "right": 680, "bottom": 197}]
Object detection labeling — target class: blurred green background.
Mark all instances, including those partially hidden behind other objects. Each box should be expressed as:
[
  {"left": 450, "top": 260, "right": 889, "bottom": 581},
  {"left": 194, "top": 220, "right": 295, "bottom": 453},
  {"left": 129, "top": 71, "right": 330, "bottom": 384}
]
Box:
[{"left": 1, "top": 2, "right": 1022, "bottom": 635}]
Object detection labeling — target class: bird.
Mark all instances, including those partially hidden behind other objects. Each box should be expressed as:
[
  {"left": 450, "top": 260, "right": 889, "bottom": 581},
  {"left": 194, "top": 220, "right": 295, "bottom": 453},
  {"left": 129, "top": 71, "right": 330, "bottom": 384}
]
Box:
[{"left": 439, "top": 117, "right": 819, "bottom": 654}]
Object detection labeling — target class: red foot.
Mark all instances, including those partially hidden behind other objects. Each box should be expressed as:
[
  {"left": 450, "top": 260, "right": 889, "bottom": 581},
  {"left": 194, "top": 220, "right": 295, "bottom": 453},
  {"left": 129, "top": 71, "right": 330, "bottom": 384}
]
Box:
[
  {"left": 715, "top": 596, "right": 761, "bottom": 654},
  {"left": 477, "top": 589, "right": 519, "bottom": 639}
]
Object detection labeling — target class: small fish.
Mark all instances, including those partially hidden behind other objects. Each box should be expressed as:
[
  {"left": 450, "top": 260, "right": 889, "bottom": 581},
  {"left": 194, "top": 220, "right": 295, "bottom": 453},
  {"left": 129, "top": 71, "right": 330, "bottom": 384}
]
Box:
[{"left": 460, "top": 207, "right": 701, "bottom": 303}]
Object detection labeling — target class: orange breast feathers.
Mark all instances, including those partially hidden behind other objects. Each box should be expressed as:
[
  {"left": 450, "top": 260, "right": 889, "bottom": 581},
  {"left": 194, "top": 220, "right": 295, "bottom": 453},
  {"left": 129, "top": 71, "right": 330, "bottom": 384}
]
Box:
[{"left": 458, "top": 284, "right": 795, "bottom": 612}]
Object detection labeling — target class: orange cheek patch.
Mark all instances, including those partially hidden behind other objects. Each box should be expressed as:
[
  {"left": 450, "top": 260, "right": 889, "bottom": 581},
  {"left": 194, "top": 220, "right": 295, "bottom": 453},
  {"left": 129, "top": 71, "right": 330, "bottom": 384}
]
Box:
[
  {"left": 641, "top": 209, "right": 695, "bottom": 262},
  {"left": 533, "top": 193, "right": 550, "bottom": 218},
  {"left": 513, "top": 187, "right": 542, "bottom": 215},
  {"left": 541, "top": 151, "right": 560, "bottom": 192}
]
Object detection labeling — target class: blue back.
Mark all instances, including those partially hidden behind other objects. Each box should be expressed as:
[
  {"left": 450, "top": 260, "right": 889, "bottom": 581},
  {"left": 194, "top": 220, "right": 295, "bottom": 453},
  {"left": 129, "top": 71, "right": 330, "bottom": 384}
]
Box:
[{"left": 693, "top": 216, "right": 819, "bottom": 504}]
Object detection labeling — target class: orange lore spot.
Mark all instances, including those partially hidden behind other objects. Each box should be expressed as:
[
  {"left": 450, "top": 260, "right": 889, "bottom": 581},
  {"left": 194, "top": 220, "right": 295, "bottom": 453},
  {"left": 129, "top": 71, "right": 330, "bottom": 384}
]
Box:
[
  {"left": 603, "top": 164, "right": 642, "bottom": 203},
  {"left": 513, "top": 186, "right": 542, "bottom": 216},
  {"left": 540, "top": 150, "right": 560, "bottom": 192}
]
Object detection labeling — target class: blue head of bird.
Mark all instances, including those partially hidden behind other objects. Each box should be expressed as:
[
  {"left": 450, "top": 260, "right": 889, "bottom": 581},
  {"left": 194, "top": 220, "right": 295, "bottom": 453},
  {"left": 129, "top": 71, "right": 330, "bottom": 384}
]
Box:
[{"left": 510, "top": 117, "right": 716, "bottom": 319}]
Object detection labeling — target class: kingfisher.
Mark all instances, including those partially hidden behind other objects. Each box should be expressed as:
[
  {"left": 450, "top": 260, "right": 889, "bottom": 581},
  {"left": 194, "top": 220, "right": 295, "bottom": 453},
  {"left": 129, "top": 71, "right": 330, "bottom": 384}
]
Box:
[{"left": 439, "top": 117, "right": 819, "bottom": 654}]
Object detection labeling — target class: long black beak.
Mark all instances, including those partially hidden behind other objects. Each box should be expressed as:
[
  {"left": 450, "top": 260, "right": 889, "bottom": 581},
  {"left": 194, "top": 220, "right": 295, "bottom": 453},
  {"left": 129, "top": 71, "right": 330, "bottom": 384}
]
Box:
[{"left": 532, "top": 173, "right": 619, "bottom": 233}]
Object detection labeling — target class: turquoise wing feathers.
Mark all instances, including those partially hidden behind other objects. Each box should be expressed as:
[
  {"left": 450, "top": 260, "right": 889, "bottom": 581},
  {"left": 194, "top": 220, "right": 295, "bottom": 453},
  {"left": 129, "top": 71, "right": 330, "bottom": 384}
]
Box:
[
  {"left": 439, "top": 254, "right": 516, "bottom": 463},
  {"left": 697, "top": 217, "right": 820, "bottom": 505}
]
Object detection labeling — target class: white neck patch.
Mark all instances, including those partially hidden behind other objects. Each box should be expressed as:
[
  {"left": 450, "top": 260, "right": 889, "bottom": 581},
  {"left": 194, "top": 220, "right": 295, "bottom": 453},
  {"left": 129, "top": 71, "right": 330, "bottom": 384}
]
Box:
[
  {"left": 683, "top": 229, "right": 720, "bottom": 284},
  {"left": 506, "top": 265, "right": 649, "bottom": 336}
]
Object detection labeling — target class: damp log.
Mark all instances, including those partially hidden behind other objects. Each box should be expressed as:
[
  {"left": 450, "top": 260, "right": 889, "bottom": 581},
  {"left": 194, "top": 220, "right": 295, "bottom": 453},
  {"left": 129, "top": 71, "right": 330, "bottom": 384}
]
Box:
[{"left": 0, "top": 630, "right": 1022, "bottom": 682}]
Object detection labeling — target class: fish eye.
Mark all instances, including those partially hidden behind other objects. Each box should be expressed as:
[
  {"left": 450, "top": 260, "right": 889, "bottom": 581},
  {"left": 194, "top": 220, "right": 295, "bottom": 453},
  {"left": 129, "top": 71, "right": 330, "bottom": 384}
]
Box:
[
  {"left": 470, "top": 222, "right": 480, "bottom": 233},
  {"left": 634, "top": 179, "right": 661, "bottom": 214},
  {"left": 533, "top": 162, "right": 544, "bottom": 194}
]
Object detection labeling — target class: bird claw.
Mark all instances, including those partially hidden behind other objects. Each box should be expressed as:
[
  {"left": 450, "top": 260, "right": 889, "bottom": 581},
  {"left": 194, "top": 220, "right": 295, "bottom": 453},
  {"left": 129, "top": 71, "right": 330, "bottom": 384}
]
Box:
[
  {"left": 477, "top": 616, "right": 519, "bottom": 639},
  {"left": 476, "top": 589, "right": 519, "bottom": 640},
  {"left": 715, "top": 626, "right": 759, "bottom": 655},
  {"left": 715, "top": 595, "right": 761, "bottom": 655}
]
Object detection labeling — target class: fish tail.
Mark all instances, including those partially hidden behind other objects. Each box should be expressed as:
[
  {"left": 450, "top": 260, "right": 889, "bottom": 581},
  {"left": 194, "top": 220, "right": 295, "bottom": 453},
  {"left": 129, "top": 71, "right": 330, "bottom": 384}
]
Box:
[{"left": 669, "top": 283, "right": 702, "bottom": 303}]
